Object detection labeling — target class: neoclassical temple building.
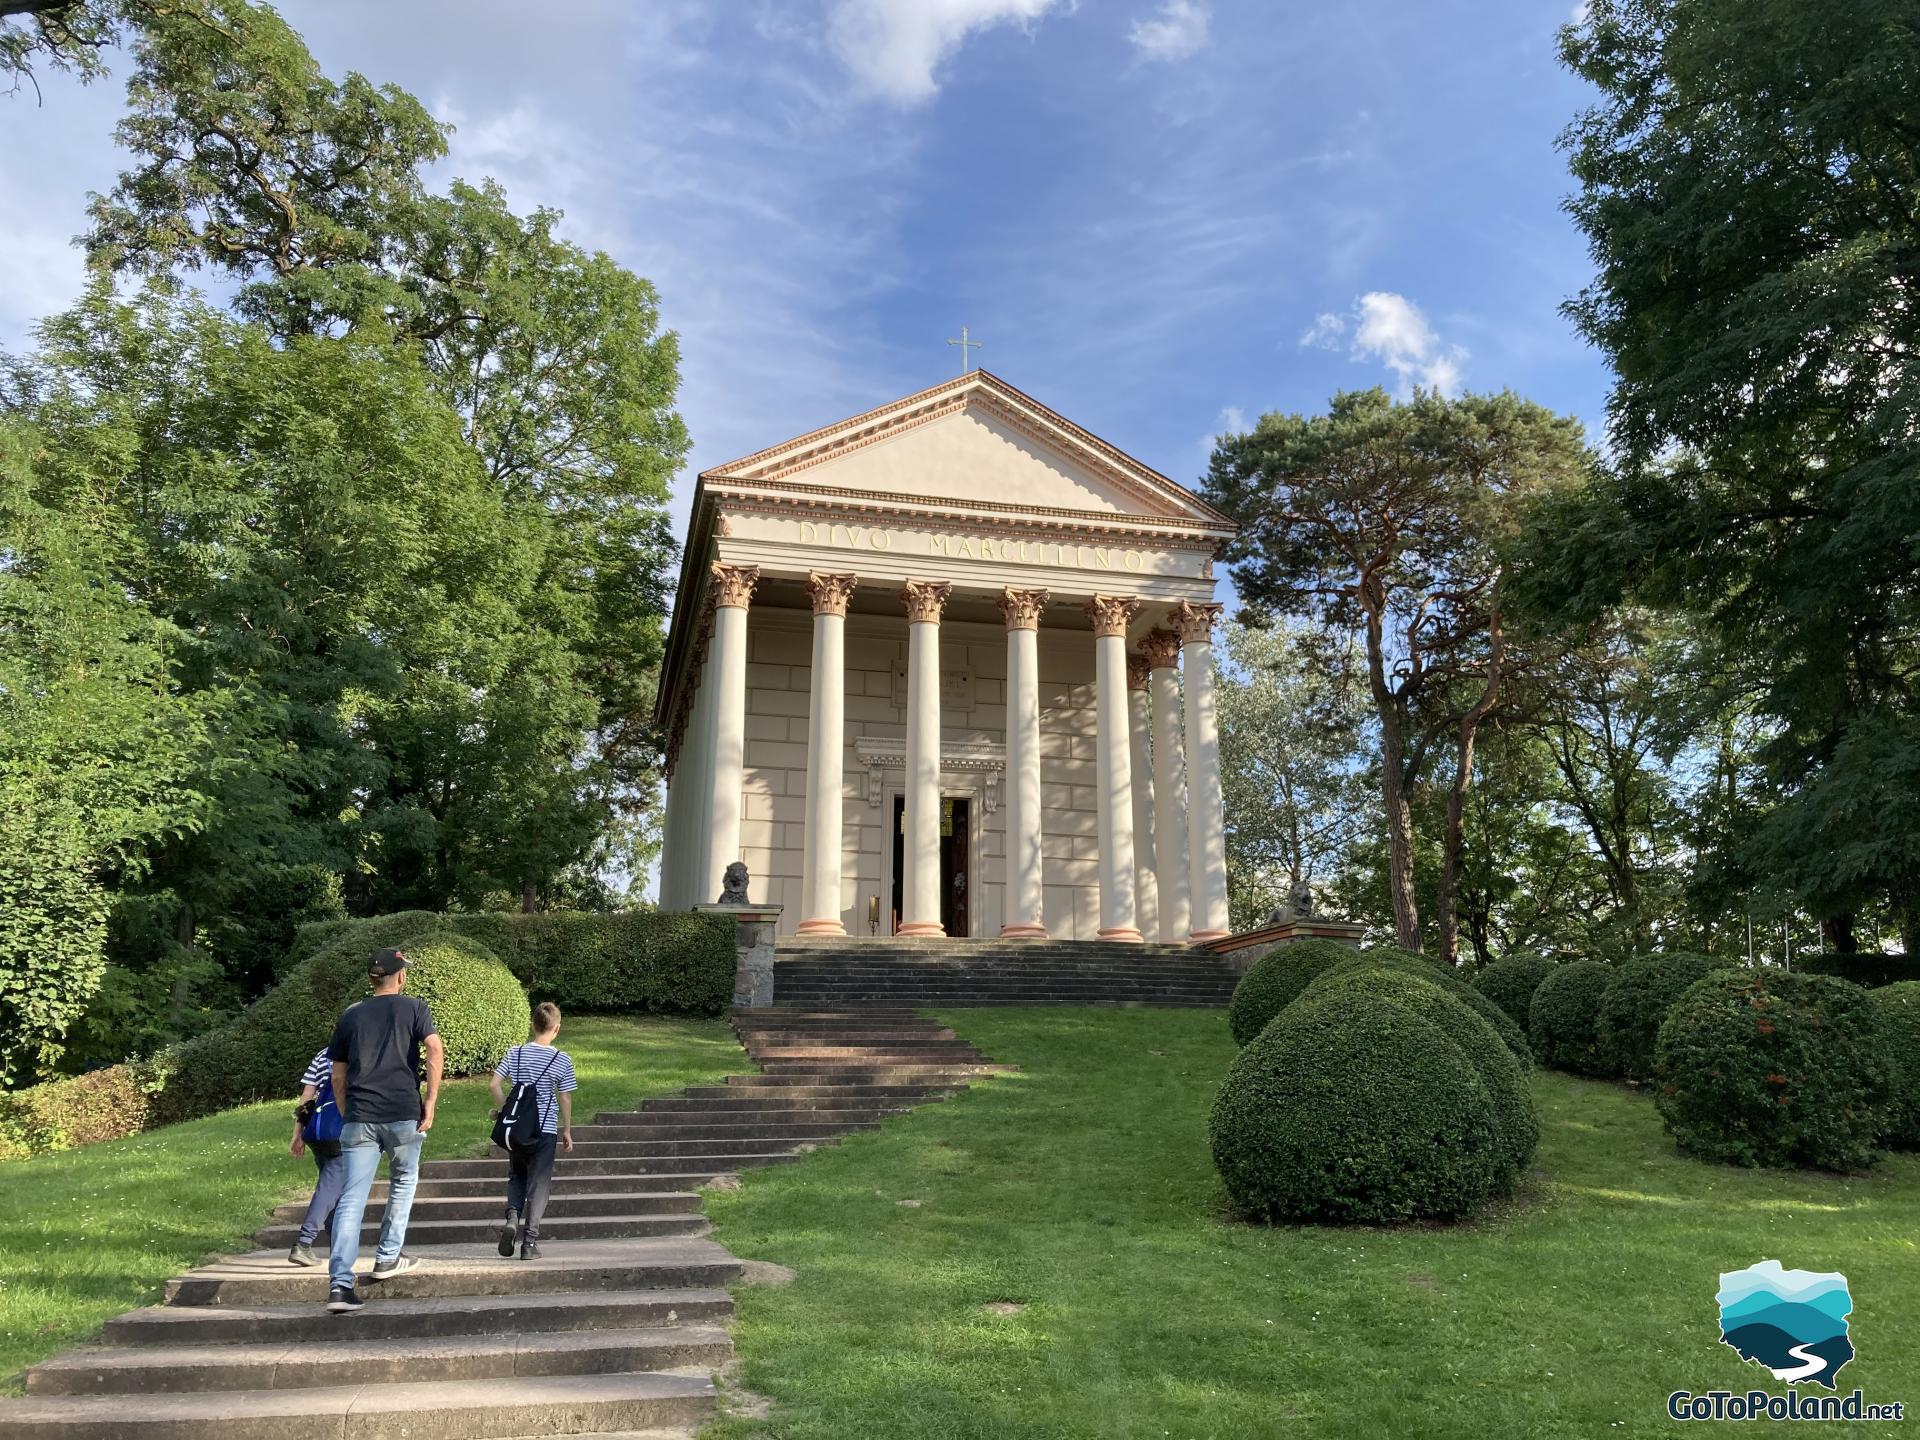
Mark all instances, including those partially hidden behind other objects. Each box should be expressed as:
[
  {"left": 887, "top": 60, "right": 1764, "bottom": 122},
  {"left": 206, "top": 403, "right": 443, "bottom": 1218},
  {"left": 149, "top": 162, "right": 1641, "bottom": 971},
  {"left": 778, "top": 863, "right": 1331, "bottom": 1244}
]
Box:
[{"left": 655, "top": 371, "right": 1237, "bottom": 943}]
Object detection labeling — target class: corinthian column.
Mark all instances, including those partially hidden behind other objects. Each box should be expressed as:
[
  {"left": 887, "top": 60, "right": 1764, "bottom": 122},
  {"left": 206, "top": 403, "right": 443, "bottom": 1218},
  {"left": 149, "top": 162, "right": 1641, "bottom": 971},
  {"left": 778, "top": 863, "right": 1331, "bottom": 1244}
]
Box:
[
  {"left": 1142, "top": 628, "right": 1191, "bottom": 943},
  {"left": 1126, "top": 654, "right": 1160, "bottom": 944},
  {"left": 1086, "top": 595, "right": 1143, "bottom": 942},
  {"left": 1173, "top": 600, "right": 1229, "bottom": 941},
  {"left": 704, "top": 563, "right": 759, "bottom": 903},
  {"left": 899, "top": 580, "right": 952, "bottom": 937},
  {"left": 999, "top": 587, "right": 1049, "bottom": 938},
  {"left": 798, "top": 572, "right": 857, "bottom": 936}
]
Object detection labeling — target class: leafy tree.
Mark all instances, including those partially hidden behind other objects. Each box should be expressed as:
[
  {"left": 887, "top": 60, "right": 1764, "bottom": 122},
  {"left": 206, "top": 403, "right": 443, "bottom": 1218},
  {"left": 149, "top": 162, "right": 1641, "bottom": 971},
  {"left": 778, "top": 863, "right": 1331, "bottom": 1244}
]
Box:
[
  {"left": 1208, "top": 388, "right": 1590, "bottom": 962},
  {"left": 1215, "top": 616, "right": 1372, "bottom": 929},
  {"left": 1547, "top": 0, "right": 1920, "bottom": 950}
]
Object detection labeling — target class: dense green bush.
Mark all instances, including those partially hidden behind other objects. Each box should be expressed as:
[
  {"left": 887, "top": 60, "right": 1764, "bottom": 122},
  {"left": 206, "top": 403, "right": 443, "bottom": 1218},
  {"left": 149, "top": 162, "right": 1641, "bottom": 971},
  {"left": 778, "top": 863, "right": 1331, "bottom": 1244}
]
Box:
[
  {"left": 445, "top": 910, "right": 735, "bottom": 1016},
  {"left": 1474, "top": 953, "right": 1558, "bottom": 1030},
  {"left": 1528, "top": 960, "right": 1615, "bottom": 1074},
  {"left": 1795, "top": 952, "right": 1920, "bottom": 988},
  {"left": 1869, "top": 981, "right": 1920, "bottom": 1150},
  {"left": 1209, "top": 985, "right": 1502, "bottom": 1224},
  {"left": 0, "top": 1057, "right": 169, "bottom": 1161},
  {"left": 1594, "top": 952, "right": 1716, "bottom": 1081},
  {"left": 380, "top": 934, "right": 528, "bottom": 1075},
  {"left": 1225, "top": 938, "right": 1360, "bottom": 1045},
  {"left": 1654, "top": 969, "right": 1893, "bottom": 1171},
  {"left": 1323, "top": 948, "right": 1533, "bottom": 1065},
  {"left": 1305, "top": 967, "right": 1538, "bottom": 1187}
]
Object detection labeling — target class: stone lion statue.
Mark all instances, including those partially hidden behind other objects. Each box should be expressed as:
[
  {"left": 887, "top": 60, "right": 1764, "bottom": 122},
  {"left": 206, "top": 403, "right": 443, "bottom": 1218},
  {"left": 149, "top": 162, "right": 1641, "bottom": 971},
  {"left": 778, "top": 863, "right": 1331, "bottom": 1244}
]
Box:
[
  {"left": 718, "top": 860, "right": 751, "bottom": 906},
  {"left": 1264, "top": 879, "right": 1315, "bottom": 927}
]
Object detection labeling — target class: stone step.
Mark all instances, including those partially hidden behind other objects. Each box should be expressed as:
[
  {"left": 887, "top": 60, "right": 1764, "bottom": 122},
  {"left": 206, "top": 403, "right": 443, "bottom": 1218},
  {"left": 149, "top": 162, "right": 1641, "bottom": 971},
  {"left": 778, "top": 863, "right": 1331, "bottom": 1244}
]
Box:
[
  {"left": 419, "top": 1152, "right": 796, "bottom": 1178},
  {"left": 27, "top": 1323, "right": 733, "bottom": 1395},
  {"left": 567, "top": 1121, "right": 884, "bottom": 1142},
  {"left": 676, "top": 1084, "right": 955, "bottom": 1101},
  {"left": 596, "top": 1108, "right": 907, "bottom": 1126},
  {"left": 390, "top": 1170, "right": 733, "bottom": 1197},
  {"left": 101, "top": 1289, "right": 734, "bottom": 1348},
  {"left": 776, "top": 994, "right": 1231, "bottom": 1008},
  {"left": 165, "top": 1239, "right": 742, "bottom": 1308},
  {"left": 722, "top": 1069, "right": 997, "bottom": 1085},
  {"left": 756, "top": 1061, "right": 1012, "bottom": 1076},
  {"left": 487, "top": 1137, "right": 829, "bottom": 1158},
  {"left": 0, "top": 1372, "right": 716, "bottom": 1438},
  {"left": 741, "top": 1043, "right": 987, "bottom": 1056},
  {"left": 282, "top": 1191, "right": 706, "bottom": 1223},
  {"left": 255, "top": 1213, "right": 711, "bottom": 1249}
]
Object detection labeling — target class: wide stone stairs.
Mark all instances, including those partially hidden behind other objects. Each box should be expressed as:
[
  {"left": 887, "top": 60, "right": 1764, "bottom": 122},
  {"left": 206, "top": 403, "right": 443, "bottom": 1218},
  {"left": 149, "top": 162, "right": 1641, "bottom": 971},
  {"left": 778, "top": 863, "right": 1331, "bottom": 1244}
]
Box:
[
  {"left": 773, "top": 936, "right": 1243, "bottom": 1008},
  {"left": 1, "top": 1009, "right": 1004, "bottom": 1438}
]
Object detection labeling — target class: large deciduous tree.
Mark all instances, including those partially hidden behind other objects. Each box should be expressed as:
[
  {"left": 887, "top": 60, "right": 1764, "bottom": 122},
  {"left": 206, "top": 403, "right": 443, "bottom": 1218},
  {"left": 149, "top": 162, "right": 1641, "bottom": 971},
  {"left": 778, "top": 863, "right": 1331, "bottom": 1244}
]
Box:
[
  {"left": 1545, "top": 0, "right": 1920, "bottom": 950},
  {"left": 1207, "top": 388, "right": 1589, "bottom": 961}
]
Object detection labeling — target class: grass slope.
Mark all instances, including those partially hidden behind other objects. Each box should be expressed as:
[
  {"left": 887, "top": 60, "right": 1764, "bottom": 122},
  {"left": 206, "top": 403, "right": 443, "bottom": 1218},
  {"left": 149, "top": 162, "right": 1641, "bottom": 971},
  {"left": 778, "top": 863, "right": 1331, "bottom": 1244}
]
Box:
[
  {"left": 0, "top": 1015, "right": 739, "bottom": 1387},
  {"left": 705, "top": 1008, "right": 1920, "bottom": 1440}
]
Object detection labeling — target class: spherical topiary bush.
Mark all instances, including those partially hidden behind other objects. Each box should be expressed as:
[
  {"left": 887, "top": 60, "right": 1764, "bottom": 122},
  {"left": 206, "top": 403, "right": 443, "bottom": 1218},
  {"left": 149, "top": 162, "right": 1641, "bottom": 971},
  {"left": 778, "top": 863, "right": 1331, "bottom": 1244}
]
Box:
[
  {"left": 1225, "top": 938, "right": 1361, "bottom": 1046},
  {"left": 1653, "top": 969, "right": 1894, "bottom": 1171},
  {"left": 1304, "top": 966, "right": 1539, "bottom": 1188},
  {"left": 1474, "top": 953, "right": 1558, "bottom": 1030},
  {"left": 1874, "top": 982, "right": 1920, "bottom": 1149},
  {"left": 1528, "top": 960, "right": 1615, "bottom": 1074},
  {"left": 1324, "top": 949, "right": 1533, "bottom": 1066},
  {"left": 396, "top": 934, "right": 532, "bottom": 1076},
  {"left": 1594, "top": 952, "right": 1716, "bottom": 1081},
  {"left": 1208, "top": 985, "right": 1503, "bottom": 1224}
]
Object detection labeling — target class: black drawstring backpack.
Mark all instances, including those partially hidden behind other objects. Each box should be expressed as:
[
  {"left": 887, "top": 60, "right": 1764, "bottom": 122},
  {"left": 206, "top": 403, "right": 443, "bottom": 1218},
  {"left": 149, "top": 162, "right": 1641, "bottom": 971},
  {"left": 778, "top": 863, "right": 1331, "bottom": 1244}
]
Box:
[{"left": 491, "top": 1047, "right": 560, "bottom": 1152}]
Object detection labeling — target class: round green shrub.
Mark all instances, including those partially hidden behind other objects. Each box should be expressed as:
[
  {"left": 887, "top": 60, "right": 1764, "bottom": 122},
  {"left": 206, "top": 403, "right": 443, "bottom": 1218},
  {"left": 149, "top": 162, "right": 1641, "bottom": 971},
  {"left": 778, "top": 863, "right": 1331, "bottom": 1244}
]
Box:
[
  {"left": 1869, "top": 981, "right": 1920, "bottom": 1150},
  {"left": 1324, "top": 948, "right": 1532, "bottom": 1066},
  {"left": 1209, "top": 985, "right": 1502, "bottom": 1223},
  {"left": 1225, "top": 938, "right": 1360, "bottom": 1046},
  {"left": 1594, "top": 952, "right": 1716, "bottom": 1081},
  {"left": 1528, "top": 960, "right": 1615, "bottom": 1074},
  {"left": 1305, "top": 967, "right": 1539, "bottom": 1188},
  {"left": 391, "top": 933, "right": 530, "bottom": 1075},
  {"left": 1654, "top": 969, "right": 1894, "bottom": 1171},
  {"left": 1474, "top": 953, "right": 1558, "bottom": 1030}
]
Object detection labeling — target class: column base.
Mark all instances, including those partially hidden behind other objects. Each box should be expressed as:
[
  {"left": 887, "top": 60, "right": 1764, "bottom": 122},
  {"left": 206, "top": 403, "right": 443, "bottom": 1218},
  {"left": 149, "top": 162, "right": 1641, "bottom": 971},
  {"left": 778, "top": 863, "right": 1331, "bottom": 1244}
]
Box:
[
  {"left": 795, "top": 917, "right": 847, "bottom": 937},
  {"left": 999, "top": 923, "right": 1050, "bottom": 939},
  {"left": 1187, "top": 928, "right": 1231, "bottom": 943},
  {"left": 897, "top": 921, "right": 946, "bottom": 937},
  {"left": 1097, "top": 926, "right": 1145, "bottom": 943}
]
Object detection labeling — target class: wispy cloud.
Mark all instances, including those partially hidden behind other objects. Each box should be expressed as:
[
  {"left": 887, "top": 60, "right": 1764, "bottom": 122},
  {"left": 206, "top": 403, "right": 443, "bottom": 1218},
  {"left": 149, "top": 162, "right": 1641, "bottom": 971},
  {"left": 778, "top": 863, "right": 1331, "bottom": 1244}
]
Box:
[
  {"left": 1129, "top": 0, "right": 1211, "bottom": 63},
  {"left": 827, "top": 0, "right": 1064, "bottom": 105},
  {"left": 1300, "top": 291, "right": 1468, "bottom": 396}
]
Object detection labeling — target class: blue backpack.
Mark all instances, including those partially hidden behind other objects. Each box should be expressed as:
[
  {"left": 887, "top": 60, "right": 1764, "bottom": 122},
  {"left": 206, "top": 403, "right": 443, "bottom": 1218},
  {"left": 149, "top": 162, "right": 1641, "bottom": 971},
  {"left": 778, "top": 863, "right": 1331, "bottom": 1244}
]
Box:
[{"left": 303, "top": 1072, "right": 343, "bottom": 1148}]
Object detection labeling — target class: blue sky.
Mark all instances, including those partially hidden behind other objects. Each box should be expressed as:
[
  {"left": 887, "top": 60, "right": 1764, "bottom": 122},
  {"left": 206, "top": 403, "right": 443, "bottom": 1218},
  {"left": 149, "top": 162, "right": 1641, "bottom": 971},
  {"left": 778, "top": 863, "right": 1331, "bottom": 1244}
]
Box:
[{"left": 3, "top": 0, "right": 1610, "bottom": 552}]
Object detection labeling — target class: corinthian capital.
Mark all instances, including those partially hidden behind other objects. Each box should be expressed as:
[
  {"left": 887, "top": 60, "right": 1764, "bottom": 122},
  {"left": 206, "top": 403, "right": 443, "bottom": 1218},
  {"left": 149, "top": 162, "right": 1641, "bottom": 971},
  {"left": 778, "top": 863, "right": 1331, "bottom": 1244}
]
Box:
[
  {"left": 807, "top": 571, "right": 858, "bottom": 617},
  {"left": 1140, "top": 628, "right": 1182, "bottom": 670},
  {"left": 1126, "top": 654, "right": 1151, "bottom": 691},
  {"left": 899, "top": 580, "right": 953, "bottom": 624},
  {"left": 998, "top": 587, "right": 1050, "bottom": 631},
  {"left": 1169, "top": 600, "right": 1223, "bottom": 646},
  {"left": 1084, "top": 594, "right": 1139, "bottom": 639},
  {"left": 710, "top": 562, "right": 761, "bottom": 610}
]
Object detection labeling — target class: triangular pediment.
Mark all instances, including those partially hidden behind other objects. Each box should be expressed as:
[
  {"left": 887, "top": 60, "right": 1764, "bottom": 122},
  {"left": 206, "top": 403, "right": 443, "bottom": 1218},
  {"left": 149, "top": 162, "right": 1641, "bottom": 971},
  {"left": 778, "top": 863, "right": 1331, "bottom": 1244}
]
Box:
[{"left": 701, "top": 371, "right": 1232, "bottom": 530}]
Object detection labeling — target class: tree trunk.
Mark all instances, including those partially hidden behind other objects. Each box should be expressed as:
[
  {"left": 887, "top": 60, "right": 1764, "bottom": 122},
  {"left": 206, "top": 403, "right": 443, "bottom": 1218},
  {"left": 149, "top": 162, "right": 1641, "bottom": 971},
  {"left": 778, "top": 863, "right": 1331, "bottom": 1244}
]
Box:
[
  {"left": 175, "top": 901, "right": 196, "bottom": 950},
  {"left": 1436, "top": 606, "right": 1505, "bottom": 968},
  {"left": 1820, "top": 912, "right": 1857, "bottom": 955},
  {"left": 521, "top": 881, "right": 539, "bottom": 914},
  {"left": 1378, "top": 720, "right": 1422, "bottom": 952}
]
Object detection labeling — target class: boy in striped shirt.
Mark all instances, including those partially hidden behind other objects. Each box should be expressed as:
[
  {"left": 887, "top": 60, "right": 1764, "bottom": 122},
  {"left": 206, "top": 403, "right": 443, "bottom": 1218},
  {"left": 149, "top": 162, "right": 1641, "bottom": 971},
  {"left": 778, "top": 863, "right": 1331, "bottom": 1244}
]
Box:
[
  {"left": 287, "top": 1048, "right": 345, "bottom": 1266},
  {"left": 488, "top": 1002, "right": 576, "bottom": 1259}
]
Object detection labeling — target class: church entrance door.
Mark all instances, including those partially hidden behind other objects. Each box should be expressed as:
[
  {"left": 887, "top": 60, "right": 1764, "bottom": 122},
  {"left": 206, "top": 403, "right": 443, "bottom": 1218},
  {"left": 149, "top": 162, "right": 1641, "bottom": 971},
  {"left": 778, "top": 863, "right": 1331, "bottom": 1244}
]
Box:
[{"left": 890, "top": 795, "right": 970, "bottom": 937}]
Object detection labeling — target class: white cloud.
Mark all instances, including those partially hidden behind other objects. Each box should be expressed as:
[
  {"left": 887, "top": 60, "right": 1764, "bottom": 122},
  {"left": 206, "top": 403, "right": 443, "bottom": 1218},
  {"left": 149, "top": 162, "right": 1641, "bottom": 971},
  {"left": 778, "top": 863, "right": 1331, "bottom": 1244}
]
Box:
[
  {"left": 827, "top": 0, "right": 1062, "bottom": 105},
  {"left": 1129, "top": 0, "right": 1210, "bottom": 63},
  {"left": 1299, "top": 292, "right": 1467, "bottom": 396},
  {"left": 1218, "top": 405, "right": 1247, "bottom": 433}
]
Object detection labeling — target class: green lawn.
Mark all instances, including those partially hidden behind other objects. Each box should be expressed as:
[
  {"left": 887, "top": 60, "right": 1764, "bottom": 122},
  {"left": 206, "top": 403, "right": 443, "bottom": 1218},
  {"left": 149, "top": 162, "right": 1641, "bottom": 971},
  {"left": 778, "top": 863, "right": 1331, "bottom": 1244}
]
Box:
[
  {"left": 0, "top": 1014, "right": 739, "bottom": 1388},
  {"left": 704, "top": 1008, "right": 1920, "bottom": 1440}
]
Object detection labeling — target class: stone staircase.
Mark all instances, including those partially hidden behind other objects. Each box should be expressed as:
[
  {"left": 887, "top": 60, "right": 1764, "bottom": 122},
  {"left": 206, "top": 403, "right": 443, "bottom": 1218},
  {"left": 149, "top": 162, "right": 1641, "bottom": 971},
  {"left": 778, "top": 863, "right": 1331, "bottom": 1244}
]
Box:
[
  {"left": 0, "top": 1010, "right": 1004, "bottom": 1438},
  {"left": 772, "top": 936, "right": 1242, "bottom": 1008}
]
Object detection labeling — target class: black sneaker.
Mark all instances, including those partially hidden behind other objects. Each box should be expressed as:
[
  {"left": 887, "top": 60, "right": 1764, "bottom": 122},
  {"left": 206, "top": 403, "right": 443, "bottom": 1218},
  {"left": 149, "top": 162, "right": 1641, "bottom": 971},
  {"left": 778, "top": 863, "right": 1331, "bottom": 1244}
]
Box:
[
  {"left": 519, "top": 1238, "right": 543, "bottom": 1261},
  {"left": 369, "top": 1254, "right": 420, "bottom": 1281},
  {"left": 497, "top": 1212, "right": 519, "bottom": 1258},
  {"left": 327, "top": 1285, "right": 364, "bottom": 1313},
  {"left": 288, "top": 1243, "right": 318, "bottom": 1267}
]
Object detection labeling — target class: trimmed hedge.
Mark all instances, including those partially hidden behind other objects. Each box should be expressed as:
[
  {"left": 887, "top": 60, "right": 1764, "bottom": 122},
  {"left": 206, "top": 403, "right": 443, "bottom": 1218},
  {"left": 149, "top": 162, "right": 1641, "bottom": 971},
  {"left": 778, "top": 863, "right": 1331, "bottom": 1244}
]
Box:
[
  {"left": 1209, "top": 984, "right": 1502, "bottom": 1224},
  {"left": 1324, "top": 948, "right": 1533, "bottom": 1066},
  {"left": 1306, "top": 966, "right": 1538, "bottom": 1188},
  {"left": 379, "top": 934, "right": 529, "bottom": 1075},
  {"left": 1225, "top": 938, "right": 1361, "bottom": 1045},
  {"left": 1795, "top": 952, "right": 1920, "bottom": 989},
  {"left": 1594, "top": 952, "right": 1716, "bottom": 1081},
  {"left": 1474, "top": 953, "right": 1558, "bottom": 1030},
  {"left": 1528, "top": 960, "right": 1614, "bottom": 1075},
  {"left": 1869, "top": 981, "right": 1920, "bottom": 1150},
  {"left": 1653, "top": 969, "right": 1894, "bottom": 1171},
  {"left": 442, "top": 910, "right": 735, "bottom": 1016}
]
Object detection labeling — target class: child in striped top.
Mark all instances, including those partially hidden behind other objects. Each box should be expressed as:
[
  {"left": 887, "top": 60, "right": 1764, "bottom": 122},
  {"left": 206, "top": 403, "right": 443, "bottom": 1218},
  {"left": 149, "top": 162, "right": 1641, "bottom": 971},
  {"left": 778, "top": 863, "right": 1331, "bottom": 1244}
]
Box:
[{"left": 488, "top": 1002, "right": 576, "bottom": 1259}]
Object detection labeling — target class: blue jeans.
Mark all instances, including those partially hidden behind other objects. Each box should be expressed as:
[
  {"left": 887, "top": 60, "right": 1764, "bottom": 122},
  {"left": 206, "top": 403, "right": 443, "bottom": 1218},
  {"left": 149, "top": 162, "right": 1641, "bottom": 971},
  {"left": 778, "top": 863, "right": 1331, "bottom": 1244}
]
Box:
[
  {"left": 328, "top": 1119, "right": 424, "bottom": 1290},
  {"left": 297, "top": 1147, "right": 347, "bottom": 1246}
]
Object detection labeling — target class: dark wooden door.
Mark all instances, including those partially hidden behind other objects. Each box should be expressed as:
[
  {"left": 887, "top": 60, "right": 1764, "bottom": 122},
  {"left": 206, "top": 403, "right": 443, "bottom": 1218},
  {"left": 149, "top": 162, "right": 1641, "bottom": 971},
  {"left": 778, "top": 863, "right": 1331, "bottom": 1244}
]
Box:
[{"left": 889, "top": 795, "right": 970, "bottom": 936}]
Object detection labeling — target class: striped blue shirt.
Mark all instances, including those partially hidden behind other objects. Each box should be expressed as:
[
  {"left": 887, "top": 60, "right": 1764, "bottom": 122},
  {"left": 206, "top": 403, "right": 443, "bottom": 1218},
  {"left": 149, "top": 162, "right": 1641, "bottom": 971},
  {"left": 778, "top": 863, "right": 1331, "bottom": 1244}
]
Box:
[
  {"left": 494, "top": 1043, "right": 577, "bottom": 1135},
  {"left": 301, "top": 1049, "right": 331, "bottom": 1088}
]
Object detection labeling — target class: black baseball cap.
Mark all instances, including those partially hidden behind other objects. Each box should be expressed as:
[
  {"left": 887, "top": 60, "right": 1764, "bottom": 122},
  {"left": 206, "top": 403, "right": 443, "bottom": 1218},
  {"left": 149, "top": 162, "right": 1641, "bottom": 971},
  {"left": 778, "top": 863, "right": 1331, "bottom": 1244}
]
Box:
[{"left": 369, "top": 947, "right": 409, "bottom": 976}]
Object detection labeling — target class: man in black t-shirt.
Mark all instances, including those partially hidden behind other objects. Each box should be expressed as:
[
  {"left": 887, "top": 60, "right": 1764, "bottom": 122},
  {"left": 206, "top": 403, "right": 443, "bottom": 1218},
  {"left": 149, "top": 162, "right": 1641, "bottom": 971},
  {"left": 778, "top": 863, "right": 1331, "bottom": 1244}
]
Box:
[{"left": 321, "top": 947, "right": 445, "bottom": 1313}]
